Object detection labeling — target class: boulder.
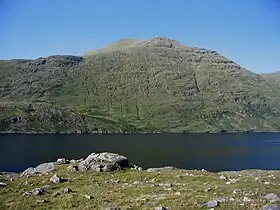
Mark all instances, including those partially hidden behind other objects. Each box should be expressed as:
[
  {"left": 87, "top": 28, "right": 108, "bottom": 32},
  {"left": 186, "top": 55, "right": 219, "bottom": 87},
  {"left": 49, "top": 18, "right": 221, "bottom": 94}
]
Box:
[
  {"left": 78, "top": 152, "right": 129, "bottom": 172},
  {"left": 21, "top": 162, "right": 55, "bottom": 177},
  {"left": 56, "top": 158, "right": 69, "bottom": 165}
]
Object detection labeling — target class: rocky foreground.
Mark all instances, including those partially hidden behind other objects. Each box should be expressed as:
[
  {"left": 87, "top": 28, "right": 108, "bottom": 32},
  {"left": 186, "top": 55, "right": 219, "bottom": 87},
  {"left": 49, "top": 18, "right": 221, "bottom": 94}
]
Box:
[{"left": 0, "top": 152, "right": 280, "bottom": 210}]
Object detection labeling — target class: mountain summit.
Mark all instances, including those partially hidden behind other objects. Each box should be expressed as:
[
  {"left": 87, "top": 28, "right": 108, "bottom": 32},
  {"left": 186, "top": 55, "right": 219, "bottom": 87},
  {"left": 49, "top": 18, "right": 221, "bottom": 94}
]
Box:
[{"left": 1, "top": 37, "right": 280, "bottom": 132}]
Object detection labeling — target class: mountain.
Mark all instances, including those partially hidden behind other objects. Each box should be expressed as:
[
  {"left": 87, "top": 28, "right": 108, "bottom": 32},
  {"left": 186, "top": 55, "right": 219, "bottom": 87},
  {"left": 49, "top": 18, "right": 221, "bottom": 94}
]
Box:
[{"left": 1, "top": 36, "right": 280, "bottom": 132}]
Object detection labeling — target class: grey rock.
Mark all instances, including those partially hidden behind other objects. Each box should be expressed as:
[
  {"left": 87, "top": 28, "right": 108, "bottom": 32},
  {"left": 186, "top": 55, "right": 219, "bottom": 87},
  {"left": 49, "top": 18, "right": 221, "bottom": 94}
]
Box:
[
  {"left": 21, "top": 162, "right": 55, "bottom": 177},
  {"left": 21, "top": 167, "right": 36, "bottom": 177},
  {"left": 0, "top": 182, "right": 7, "bottom": 188},
  {"left": 158, "top": 183, "right": 172, "bottom": 188},
  {"left": 62, "top": 188, "right": 73, "bottom": 194},
  {"left": 155, "top": 207, "right": 168, "bottom": 210},
  {"left": 219, "top": 175, "right": 227, "bottom": 180},
  {"left": 78, "top": 152, "right": 130, "bottom": 172},
  {"left": 24, "top": 187, "right": 46, "bottom": 196},
  {"left": 35, "top": 162, "right": 55, "bottom": 174},
  {"left": 233, "top": 189, "right": 242, "bottom": 194},
  {"left": 83, "top": 194, "right": 92, "bottom": 199},
  {"left": 146, "top": 166, "right": 176, "bottom": 172},
  {"left": 56, "top": 158, "right": 69, "bottom": 165},
  {"left": 263, "top": 204, "right": 280, "bottom": 210},
  {"left": 202, "top": 200, "right": 220, "bottom": 208},
  {"left": 264, "top": 193, "right": 280, "bottom": 201},
  {"left": 67, "top": 165, "right": 78, "bottom": 172},
  {"left": 50, "top": 174, "right": 61, "bottom": 184}
]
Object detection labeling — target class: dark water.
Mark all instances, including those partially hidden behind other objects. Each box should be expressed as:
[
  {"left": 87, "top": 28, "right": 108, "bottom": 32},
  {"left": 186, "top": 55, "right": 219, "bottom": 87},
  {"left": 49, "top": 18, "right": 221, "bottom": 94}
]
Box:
[{"left": 1, "top": 133, "right": 280, "bottom": 173}]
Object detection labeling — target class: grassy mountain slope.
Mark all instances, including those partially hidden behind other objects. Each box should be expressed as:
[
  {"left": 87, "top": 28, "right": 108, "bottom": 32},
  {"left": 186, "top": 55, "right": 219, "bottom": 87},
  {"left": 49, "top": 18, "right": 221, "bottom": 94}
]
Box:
[{"left": 1, "top": 37, "right": 280, "bottom": 132}]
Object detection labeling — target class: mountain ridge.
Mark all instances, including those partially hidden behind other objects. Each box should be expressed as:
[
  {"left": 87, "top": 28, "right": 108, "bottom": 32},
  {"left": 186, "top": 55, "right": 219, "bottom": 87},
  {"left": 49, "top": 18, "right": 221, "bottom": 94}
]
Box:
[{"left": 1, "top": 36, "right": 280, "bottom": 132}]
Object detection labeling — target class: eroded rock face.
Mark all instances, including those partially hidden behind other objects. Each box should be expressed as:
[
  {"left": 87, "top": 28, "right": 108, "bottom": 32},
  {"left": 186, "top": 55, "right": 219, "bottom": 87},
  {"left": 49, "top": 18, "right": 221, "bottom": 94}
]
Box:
[{"left": 78, "top": 152, "right": 130, "bottom": 172}]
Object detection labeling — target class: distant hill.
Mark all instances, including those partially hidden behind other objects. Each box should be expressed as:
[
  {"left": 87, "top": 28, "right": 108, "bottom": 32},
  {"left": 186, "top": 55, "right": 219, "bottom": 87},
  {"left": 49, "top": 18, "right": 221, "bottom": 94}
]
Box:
[{"left": 1, "top": 36, "right": 280, "bottom": 132}]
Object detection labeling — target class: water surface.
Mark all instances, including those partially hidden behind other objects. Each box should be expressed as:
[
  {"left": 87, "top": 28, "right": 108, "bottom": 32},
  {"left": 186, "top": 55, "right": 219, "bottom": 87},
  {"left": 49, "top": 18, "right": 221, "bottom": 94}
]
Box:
[{"left": 1, "top": 133, "right": 280, "bottom": 172}]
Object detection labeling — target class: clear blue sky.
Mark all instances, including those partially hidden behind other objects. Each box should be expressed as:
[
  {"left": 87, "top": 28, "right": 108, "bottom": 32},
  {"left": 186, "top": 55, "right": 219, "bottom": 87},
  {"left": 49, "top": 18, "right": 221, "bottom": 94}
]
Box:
[{"left": 0, "top": 0, "right": 279, "bottom": 73}]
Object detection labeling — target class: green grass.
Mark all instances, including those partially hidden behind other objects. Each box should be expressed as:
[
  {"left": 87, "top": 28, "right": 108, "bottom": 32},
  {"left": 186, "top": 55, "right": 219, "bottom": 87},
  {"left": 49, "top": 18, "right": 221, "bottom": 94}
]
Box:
[
  {"left": 2, "top": 37, "right": 280, "bottom": 132},
  {"left": 1, "top": 166, "right": 280, "bottom": 209}
]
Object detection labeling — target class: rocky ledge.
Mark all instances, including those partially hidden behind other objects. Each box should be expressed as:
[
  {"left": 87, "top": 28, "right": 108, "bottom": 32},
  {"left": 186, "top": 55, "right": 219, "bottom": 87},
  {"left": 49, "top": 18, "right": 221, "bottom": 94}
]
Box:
[{"left": 1, "top": 152, "right": 280, "bottom": 210}]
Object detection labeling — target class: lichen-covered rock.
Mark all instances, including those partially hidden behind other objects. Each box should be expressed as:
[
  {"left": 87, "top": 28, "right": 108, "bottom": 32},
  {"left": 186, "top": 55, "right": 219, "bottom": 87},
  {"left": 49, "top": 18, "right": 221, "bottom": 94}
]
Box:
[{"left": 78, "top": 152, "right": 130, "bottom": 172}]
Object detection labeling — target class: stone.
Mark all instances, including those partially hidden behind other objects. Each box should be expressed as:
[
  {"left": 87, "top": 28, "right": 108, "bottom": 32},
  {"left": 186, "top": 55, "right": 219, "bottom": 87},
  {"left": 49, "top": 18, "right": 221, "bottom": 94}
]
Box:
[
  {"left": 146, "top": 166, "right": 176, "bottom": 172},
  {"left": 264, "top": 193, "right": 280, "bottom": 201},
  {"left": 174, "top": 191, "right": 181, "bottom": 196},
  {"left": 201, "top": 169, "right": 208, "bottom": 172},
  {"left": 78, "top": 152, "right": 129, "bottom": 172},
  {"left": 21, "top": 167, "right": 36, "bottom": 177},
  {"left": 202, "top": 200, "right": 220, "bottom": 208},
  {"left": 21, "top": 162, "right": 55, "bottom": 177},
  {"left": 158, "top": 183, "right": 172, "bottom": 188},
  {"left": 62, "top": 188, "right": 72, "bottom": 194},
  {"left": 36, "top": 199, "right": 48, "bottom": 203},
  {"left": 24, "top": 187, "right": 46, "bottom": 196},
  {"left": 263, "top": 205, "right": 280, "bottom": 210},
  {"left": 233, "top": 189, "right": 242, "bottom": 194},
  {"left": 67, "top": 165, "right": 78, "bottom": 172},
  {"left": 265, "top": 182, "right": 271, "bottom": 185},
  {"left": 243, "top": 196, "right": 251, "bottom": 202},
  {"left": 83, "top": 194, "right": 92, "bottom": 199},
  {"left": 0, "top": 182, "right": 7, "bottom": 188},
  {"left": 35, "top": 162, "right": 55, "bottom": 174},
  {"left": 219, "top": 175, "right": 227, "bottom": 180},
  {"left": 204, "top": 187, "right": 212, "bottom": 192},
  {"left": 56, "top": 158, "right": 69, "bottom": 165},
  {"left": 50, "top": 174, "right": 61, "bottom": 184},
  {"left": 155, "top": 207, "right": 168, "bottom": 210}
]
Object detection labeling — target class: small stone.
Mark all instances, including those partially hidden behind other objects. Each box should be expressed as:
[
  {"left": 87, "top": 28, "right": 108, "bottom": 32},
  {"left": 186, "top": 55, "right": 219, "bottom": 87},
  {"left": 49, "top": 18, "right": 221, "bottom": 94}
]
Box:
[
  {"left": 24, "top": 187, "right": 45, "bottom": 196},
  {"left": 204, "top": 187, "right": 212, "bottom": 192},
  {"left": 201, "top": 169, "right": 207, "bottom": 172},
  {"left": 264, "top": 193, "right": 280, "bottom": 201},
  {"left": 83, "top": 194, "right": 92, "bottom": 199},
  {"left": 233, "top": 189, "right": 242, "bottom": 194},
  {"left": 62, "top": 188, "right": 72, "bottom": 194},
  {"left": 219, "top": 175, "right": 227, "bottom": 180},
  {"left": 158, "top": 183, "right": 172, "bottom": 188},
  {"left": 263, "top": 204, "right": 280, "bottom": 210},
  {"left": 265, "top": 182, "right": 271, "bottom": 185},
  {"left": 9, "top": 178, "right": 14, "bottom": 182},
  {"left": 67, "top": 165, "right": 78, "bottom": 172},
  {"left": 36, "top": 199, "right": 47, "bottom": 203},
  {"left": 0, "top": 182, "right": 7, "bottom": 188},
  {"left": 243, "top": 196, "right": 251, "bottom": 202},
  {"left": 174, "top": 191, "right": 181, "bottom": 196},
  {"left": 50, "top": 174, "right": 61, "bottom": 184},
  {"left": 155, "top": 207, "right": 168, "bottom": 210},
  {"left": 202, "top": 200, "right": 219, "bottom": 208}
]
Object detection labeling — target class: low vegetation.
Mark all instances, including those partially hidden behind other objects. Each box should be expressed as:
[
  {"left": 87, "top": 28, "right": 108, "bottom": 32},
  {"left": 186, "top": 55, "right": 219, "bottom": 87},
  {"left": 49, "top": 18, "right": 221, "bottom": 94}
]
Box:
[
  {"left": 1, "top": 165, "right": 280, "bottom": 209},
  {"left": 1, "top": 37, "right": 280, "bottom": 132}
]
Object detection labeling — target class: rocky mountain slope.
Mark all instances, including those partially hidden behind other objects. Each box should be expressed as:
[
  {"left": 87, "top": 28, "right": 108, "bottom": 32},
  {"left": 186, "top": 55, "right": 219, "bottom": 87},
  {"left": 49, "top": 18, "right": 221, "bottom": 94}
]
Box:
[{"left": 1, "top": 37, "right": 280, "bottom": 132}]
